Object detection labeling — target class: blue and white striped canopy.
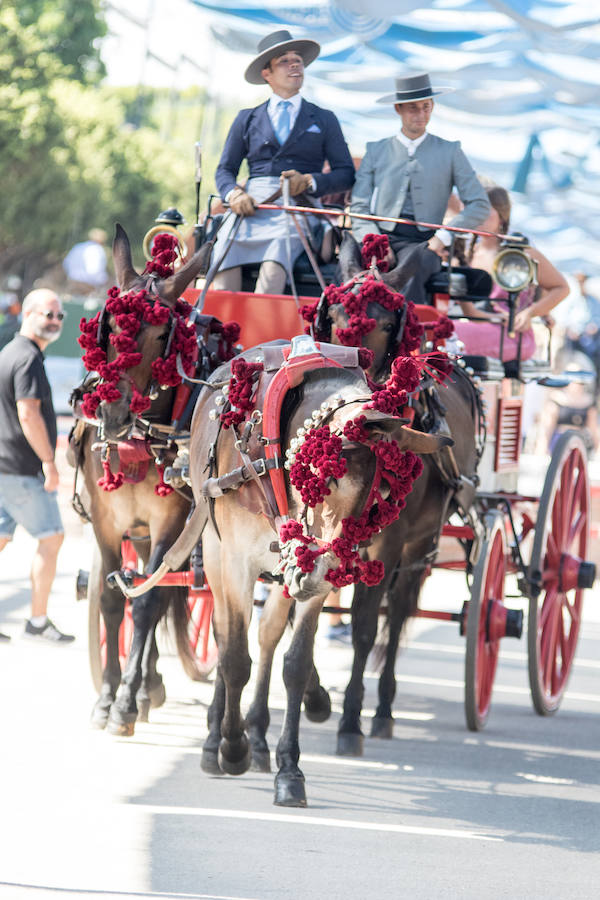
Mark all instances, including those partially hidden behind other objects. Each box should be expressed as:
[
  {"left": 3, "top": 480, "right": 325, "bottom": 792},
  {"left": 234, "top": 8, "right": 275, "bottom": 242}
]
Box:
[{"left": 190, "top": 1, "right": 600, "bottom": 273}]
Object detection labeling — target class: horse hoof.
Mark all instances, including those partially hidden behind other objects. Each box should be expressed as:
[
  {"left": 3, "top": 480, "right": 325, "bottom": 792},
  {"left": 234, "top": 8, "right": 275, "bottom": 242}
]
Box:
[
  {"left": 149, "top": 680, "right": 166, "bottom": 709},
  {"left": 201, "top": 749, "right": 224, "bottom": 776},
  {"left": 90, "top": 705, "right": 109, "bottom": 730},
  {"left": 303, "top": 686, "right": 332, "bottom": 723},
  {"left": 137, "top": 698, "right": 150, "bottom": 723},
  {"left": 107, "top": 708, "right": 137, "bottom": 737},
  {"left": 250, "top": 749, "right": 272, "bottom": 773},
  {"left": 337, "top": 731, "right": 364, "bottom": 756},
  {"left": 274, "top": 771, "right": 307, "bottom": 807},
  {"left": 218, "top": 736, "right": 251, "bottom": 776},
  {"left": 107, "top": 719, "right": 136, "bottom": 737},
  {"left": 371, "top": 716, "right": 394, "bottom": 739}
]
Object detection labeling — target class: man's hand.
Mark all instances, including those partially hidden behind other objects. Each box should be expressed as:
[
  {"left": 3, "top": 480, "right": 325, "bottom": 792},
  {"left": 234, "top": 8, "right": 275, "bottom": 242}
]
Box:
[
  {"left": 427, "top": 235, "right": 448, "bottom": 259},
  {"left": 229, "top": 187, "right": 256, "bottom": 217},
  {"left": 41, "top": 460, "right": 59, "bottom": 493},
  {"left": 280, "top": 170, "right": 313, "bottom": 197}
]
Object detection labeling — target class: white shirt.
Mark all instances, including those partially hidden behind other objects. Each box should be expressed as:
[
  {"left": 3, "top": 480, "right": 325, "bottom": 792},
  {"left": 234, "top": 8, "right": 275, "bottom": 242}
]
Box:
[
  {"left": 396, "top": 130, "right": 428, "bottom": 157},
  {"left": 396, "top": 130, "right": 451, "bottom": 246},
  {"left": 267, "top": 92, "right": 302, "bottom": 133}
]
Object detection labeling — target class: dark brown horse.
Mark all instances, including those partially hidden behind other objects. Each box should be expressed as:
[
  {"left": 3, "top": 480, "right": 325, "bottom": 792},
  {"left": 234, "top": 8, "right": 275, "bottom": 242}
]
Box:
[
  {"left": 243, "top": 232, "right": 482, "bottom": 763},
  {"left": 71, "top": 225, "right": 214, "bottom": 735},
  {"left": 183, "top": 339, "right": 451, "bottom": 806},
  {"left": 329, "top": 233, "right": 483, "bottom": 754}
]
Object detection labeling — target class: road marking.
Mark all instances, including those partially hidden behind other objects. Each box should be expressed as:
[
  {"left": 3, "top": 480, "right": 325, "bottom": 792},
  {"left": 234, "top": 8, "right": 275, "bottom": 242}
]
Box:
[
  {"left": 129, "top": 805, "right": 503, "bottom": 842},
  {"left": 0, "top": 886, "right": 260, "bottom": 900},
  {"left": 388, "top": 673, "right": 600, "bottom": 703},
  {"left": 405, "top": 640, "right": 600, "bottom": 670},
  {"left": 487, "top": 740, "right": 600, "bottom": 761},
  {"left": 516, "top": 772, "right": 575, "bottom": 785}
]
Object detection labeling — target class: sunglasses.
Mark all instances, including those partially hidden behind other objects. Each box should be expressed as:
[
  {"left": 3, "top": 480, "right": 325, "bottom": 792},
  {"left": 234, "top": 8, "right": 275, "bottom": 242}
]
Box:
[{"left": 39, "top": 311, "right": 65, "bottom": 321}]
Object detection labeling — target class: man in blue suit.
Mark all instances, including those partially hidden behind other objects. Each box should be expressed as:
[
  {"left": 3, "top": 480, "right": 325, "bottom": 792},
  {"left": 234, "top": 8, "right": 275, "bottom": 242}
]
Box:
[{"left": 212, "top": 30, "right": 355, "bottom": 294}]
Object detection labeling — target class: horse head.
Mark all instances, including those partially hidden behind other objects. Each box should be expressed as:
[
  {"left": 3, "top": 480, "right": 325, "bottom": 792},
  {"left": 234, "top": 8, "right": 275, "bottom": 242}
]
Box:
[
  {"left": 93, "top": 224, "right": 213, "bottom": 440},
  {"left": 314, "top": 232, "right": 412, "bottom": 382},
  {"left": 281, "top": 367, "right": 451, "bottom": 602}
]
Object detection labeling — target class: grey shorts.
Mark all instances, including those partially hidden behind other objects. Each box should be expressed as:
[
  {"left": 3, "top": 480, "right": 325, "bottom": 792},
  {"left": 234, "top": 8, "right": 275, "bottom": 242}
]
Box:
[{"left": 0, "top": 472, "right": 64, "bottom": 541}]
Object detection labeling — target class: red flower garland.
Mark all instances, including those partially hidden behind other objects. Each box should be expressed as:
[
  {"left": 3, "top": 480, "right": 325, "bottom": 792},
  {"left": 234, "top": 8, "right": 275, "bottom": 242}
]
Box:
[
  {"left": 220, "top": 357, "right": 264, "bottom": 429},
  {"left": 78, "top": 234, "right": 240, "bottom": 494},
  {"left": 280, "top": 416, "right": 425, "bottom": 595},
  {"left": 361, "top": 233, "right": 390, "bottom": 272},
  {"left": 302, "top": 272, "right": 423, "bottom": 361}
]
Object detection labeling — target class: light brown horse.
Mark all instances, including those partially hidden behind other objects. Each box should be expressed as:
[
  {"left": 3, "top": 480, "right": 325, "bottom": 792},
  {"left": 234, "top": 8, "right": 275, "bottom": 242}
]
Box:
[
  {"left": 72, "top": 225, "right": 213, "bottom": 735},
  {"left": 187, "top": 343, "right": 451, "bottom": 806}
]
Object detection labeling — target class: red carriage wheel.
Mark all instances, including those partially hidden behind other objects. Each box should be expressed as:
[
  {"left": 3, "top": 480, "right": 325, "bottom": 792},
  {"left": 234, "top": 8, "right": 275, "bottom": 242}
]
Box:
[
  {"left": 527, "top": 431, "right": 595, "bottom": 715},
  {"left": 186, "top": 588, "right": 218, "bottom": 680},
  {"left": 465, "top": 510, "right": 507, "bottom": 731}
]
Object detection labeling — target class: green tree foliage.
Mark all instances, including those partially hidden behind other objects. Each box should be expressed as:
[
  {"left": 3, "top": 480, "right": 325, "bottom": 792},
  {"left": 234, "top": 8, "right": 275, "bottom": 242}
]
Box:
[
  {"left": 14, "top": 0, "right": 106, "bottom": 83},
  {"left": 0, "top": 1, "right": 238, "bottom": 291}
]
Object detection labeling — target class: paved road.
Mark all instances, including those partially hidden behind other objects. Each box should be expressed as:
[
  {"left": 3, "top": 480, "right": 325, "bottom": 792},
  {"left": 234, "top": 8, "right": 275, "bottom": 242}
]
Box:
[{"left": 1, "top": 439, "right": 599, "bottom": 899}]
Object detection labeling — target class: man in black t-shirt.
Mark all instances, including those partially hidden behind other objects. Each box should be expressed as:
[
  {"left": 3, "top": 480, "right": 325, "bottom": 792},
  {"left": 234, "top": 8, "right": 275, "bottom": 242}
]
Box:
[{"left": 0, "top": 289, "right": 74, "bottom": 643}]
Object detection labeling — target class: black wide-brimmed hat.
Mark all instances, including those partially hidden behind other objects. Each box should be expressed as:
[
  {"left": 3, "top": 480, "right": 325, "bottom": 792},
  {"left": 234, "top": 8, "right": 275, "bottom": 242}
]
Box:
[
  {"left": 244, "top": 29, "right": 321, "bottom": 85},
  {"left": 376, "top": 72, "right": 453, "bottom": 105}
]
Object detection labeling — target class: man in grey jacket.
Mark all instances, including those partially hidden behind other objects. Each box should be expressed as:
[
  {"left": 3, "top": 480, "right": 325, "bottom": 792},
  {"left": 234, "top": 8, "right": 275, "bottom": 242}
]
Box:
[{"left": 350, "top": 73, "right": 490, "bottom": 303}]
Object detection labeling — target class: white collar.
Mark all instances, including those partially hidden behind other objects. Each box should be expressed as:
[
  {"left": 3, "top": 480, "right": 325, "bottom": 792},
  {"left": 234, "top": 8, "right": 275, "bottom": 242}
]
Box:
[
  {"left": 396, "top": 131, "right": 428, "bottom": 156},
  {"left": 268, "top": 92, "right": 302, "bottom": 113}
]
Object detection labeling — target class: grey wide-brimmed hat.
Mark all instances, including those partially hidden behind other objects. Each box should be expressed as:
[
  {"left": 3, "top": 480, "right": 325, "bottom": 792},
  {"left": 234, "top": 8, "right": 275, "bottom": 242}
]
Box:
[
  {"left": 376, "top": 72, "right": 453, "bottom": 105},
  {"left": 244, "top": 29, "right": 321, "bottom": 85}
]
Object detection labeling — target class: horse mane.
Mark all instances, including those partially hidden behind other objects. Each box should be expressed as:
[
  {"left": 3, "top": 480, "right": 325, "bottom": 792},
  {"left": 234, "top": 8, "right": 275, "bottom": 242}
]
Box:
[{"left": 281, "top": 366, "right": 367, "bottom": 439}]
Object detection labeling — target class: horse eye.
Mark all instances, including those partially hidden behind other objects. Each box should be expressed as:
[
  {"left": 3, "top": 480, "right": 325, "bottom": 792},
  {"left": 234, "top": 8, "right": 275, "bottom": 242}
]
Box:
[{"left": 383, "top": 323, "right": 395, "bottom": 333}]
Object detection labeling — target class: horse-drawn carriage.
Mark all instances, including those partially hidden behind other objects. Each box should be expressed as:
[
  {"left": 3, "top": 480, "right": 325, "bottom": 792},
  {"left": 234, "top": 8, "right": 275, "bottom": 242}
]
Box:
[{"left": 72, "top": 200, "right": 596, "bottom": 806}]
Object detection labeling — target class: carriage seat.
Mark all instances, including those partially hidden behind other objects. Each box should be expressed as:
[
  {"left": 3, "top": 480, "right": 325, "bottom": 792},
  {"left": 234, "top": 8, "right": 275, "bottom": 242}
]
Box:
[
  {"left": 425, "top": 266, "right": 493, "bottom": 303},
  {"left": 460, "top": 354, "right": 553, "bottom": 383}
]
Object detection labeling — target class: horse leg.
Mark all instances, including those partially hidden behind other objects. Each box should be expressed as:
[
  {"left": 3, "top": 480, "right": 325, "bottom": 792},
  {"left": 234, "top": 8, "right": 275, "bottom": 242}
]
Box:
[
  {"left": 216, "top": 611, "right": 253, "bottom": 775},
  {"left": 136, "top": 622, "right": 166, "bottom": 722},
  {"left": 372, "top": 547, "right": 437, "bottom": 739},
  {"left": 274, "top": 597, "right": 322, "bottom": 807},
  {"left": 302, "top": 589, "right": 333, "bottom": 724},
  {"left": 246, "top": 585, "right": 293, "bottom": 773},
  {"left": 108, "top": 543, "right": 170, "bottom": 737},
  {"left": 303, "top": 664, "right": 332, "bottom": 723},
  {"left": 91, "top": 545, "right": 124, "bottom": 730},
  {"left": 336, "top": 583, "right": 382, "bottom": 756},
  {"left": 201, "top": 664, "right": 226, "bottom": 775}
]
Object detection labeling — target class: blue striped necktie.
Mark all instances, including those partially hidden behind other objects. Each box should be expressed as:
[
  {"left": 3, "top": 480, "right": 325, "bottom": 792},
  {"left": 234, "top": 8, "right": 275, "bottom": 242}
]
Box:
[{"left": 275, "top": 100, "right": 291, "bottom": 145}]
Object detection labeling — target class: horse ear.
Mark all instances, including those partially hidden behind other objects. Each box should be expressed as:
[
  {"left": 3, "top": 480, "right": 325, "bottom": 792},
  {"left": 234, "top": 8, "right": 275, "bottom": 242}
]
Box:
[
  {"left": 381, "top": 241, "right": 427, "bottom": 291},
  {"left": 359, "top": 411, "right": 454, "bottom": 455},
  {"left": 338, "top": 231, "right": 363, "bottom": 280},
  {"left": 113, "top": 224, "right": 140, "bottom": 290},
  {"left": 159, "top": 240, "right": 215, "bottom": 304}
]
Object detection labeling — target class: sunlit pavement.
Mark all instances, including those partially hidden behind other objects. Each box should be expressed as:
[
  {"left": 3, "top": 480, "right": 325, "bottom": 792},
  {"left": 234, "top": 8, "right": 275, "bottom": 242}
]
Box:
[{"left": 1, "top": 429, "right": 599, "bottom": 899}]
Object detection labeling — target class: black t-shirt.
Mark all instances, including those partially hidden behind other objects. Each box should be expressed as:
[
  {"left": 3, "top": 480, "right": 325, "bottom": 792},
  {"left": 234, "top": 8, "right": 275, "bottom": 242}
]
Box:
[{"left": 0, "top": 334, "right": 57, "bottom": 476}]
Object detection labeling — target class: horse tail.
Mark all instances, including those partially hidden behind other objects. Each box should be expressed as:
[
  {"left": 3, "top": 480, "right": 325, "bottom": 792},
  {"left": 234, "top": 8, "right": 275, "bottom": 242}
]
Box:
[
  {"left": 369, "top": 613, "right": 390, "bottom": 673},
  {"left": 170, "top": 585, "right": 205, "bottom": 682}
]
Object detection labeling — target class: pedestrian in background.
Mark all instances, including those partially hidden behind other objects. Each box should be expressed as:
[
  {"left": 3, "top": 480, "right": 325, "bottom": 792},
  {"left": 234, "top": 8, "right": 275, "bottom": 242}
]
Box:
[
  {"left": 0, "top": 289, "right": 74, "bottom": 643},
  {"left": 62, "top": 227, "right": 110, "bottom": 296}
]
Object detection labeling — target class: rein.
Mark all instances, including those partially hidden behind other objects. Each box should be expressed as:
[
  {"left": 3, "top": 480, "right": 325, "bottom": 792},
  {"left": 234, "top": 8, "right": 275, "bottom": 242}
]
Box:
[{"left": 257, "top": 203, "right": 511, "bottom": 242}]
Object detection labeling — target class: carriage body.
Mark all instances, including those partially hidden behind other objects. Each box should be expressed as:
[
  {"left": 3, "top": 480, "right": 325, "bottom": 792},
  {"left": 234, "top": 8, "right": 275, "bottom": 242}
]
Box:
[{"left": 81, "top": 216, "right": 596, "bottom": 745}]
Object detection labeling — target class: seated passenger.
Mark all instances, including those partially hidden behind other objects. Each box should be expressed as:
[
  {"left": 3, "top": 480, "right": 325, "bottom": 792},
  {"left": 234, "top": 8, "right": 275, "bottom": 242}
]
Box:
[
  {"left": 211, "top": 30, "right": 355, "bottom": 295},
  {"left": 349, "top": 73, "right": 490, "bottom": 304},
  {"left": 453, "top": 185, "right": 569, "bottom": 362}
]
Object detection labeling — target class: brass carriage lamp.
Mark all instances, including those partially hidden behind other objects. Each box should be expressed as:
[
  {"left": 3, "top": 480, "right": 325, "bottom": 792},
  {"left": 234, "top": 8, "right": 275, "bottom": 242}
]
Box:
[
  {"left": 491, "top": 237, "right": 538, "bottom": 338},
  {"left": 142, "top": 208, "right": 187, "bottom": 262},
  {"left": 491, "top": 237, "right": 537, "bottom": 294}
]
